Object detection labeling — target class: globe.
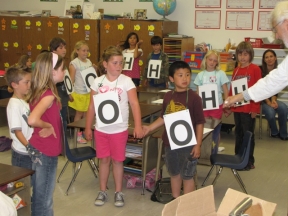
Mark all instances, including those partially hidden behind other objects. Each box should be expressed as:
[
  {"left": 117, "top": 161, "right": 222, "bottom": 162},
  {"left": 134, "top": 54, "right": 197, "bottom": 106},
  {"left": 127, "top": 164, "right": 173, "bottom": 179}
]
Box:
[{"left": 153, "top": 0, "right": 177, "bottom": 20}]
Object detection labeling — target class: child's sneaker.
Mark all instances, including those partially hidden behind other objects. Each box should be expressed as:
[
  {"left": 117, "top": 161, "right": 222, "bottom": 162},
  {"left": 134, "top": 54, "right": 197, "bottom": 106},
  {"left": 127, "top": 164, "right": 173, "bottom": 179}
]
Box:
[
  {"left": 114, "top": 192, "right": 124, "bottom": 207},
  {"left": 77, "top": 132, "right": 87, "bottom": 144},
  {"left": 94, "top": 191, "right": 108, "bottom": 206}
]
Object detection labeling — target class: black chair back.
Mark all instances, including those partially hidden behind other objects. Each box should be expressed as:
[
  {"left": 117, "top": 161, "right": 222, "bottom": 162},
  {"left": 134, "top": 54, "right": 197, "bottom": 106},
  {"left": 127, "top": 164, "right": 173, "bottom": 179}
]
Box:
[{"left": 238, "top": 131, "right": 252, "bottom": 167}]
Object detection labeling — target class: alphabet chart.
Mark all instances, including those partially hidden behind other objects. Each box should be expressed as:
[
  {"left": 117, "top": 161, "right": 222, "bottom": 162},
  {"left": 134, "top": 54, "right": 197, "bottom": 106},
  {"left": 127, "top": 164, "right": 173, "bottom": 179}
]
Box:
[
  {"left": 195, "top": 0, "right": 221, "bottom": 8},
  {"left": 195, "top": 10, "right": 221, "bottom": 29},
  {"left": 226, "top": 11, "right": 254, "bottom": 30},
  {"left": 227, "top": 0, "right": 254, "bottom": 9},
  {"left": 258, "top": 11, "right": 272, "bottom": 31},
  {"left": 259, "top": 0, "right": 286, "bottom": 9}
]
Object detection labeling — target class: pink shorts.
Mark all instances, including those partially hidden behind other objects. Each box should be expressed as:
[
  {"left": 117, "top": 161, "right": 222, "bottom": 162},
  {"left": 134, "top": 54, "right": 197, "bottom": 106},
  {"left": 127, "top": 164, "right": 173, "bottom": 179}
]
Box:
[
  {"left": 94, "top": 129, "right": 128, "bottom": 162},
  {"left": 203, "top": 104, "right": 223, "bottom": 119}
]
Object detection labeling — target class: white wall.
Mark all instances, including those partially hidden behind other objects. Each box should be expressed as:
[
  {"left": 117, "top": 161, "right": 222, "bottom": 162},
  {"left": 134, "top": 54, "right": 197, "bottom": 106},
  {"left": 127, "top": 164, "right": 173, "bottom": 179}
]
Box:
[{"left": 0, "top": 0, "right": 274, "bottom": 49}]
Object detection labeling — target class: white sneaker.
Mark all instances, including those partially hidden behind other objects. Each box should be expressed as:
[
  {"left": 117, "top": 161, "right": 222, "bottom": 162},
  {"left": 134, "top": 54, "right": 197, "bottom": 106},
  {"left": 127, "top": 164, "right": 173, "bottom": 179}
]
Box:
[
  {"left": 114, "top": 192, "right": 124, "bottom": 207},
  {"left": 94, "top": 191, "right": 108, "bottom": 206}
]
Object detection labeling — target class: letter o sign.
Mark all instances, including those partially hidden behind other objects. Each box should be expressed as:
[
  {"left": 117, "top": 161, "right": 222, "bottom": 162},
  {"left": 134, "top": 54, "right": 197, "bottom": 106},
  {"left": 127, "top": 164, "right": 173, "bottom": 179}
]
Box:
[
  {"left": 98, "top": 100, "right": 119, "bottom": 124},
  {"left": 85, "top": 73, "right": 97, "bottom": 88},
  {"left": 169, "top": 120, "right": 192, "bottom": 146},
  {"left": 64, "top": 76, "right": 73, "bottom": 93}
]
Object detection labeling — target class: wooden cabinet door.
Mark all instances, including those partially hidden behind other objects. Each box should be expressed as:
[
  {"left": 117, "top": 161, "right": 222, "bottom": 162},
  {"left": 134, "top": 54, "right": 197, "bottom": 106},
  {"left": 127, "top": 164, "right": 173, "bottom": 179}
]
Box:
[
  {"left": 129, "top": 20, "right": 164, "bottom": 75},
  {"left": 69, "top": 19, "right": 99, "bottom": 64},
  {"left": 99, "top": 20, "right": 130, "bottom": 56},
  {"left": 22, "top": 17, "right": 45, "bottom": 61},
  {"left": 42, "top": 17, "right": 70, "bottom": 65},
  {"left": 0, "top": 16, "right": 23, "bottom": 70}
]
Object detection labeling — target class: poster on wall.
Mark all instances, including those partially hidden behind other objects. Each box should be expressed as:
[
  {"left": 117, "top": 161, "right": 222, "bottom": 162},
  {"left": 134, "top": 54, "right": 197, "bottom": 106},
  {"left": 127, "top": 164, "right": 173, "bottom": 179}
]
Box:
[
  {"left": 195, "top": 10, "right": 221, "bottom": 29},
  {"left": 259, "top": 0, "right": 286, "bottom": 9},
  {"left": 227, "top": 0, "right": 254, "bottom": 9},
  {"left": 195, "top": 0, "right": 221, "bottom": 8},
  {"left": 103, "top": 0, "right": 123, "bottom": 2},
  {"left": 40, "top": 0, "right": 58, "bottom": 1},
  {"left": 258, "top": 11, "right": 272, "bottom": 31},
  {"left": 226, "top": 11, "right": 254, "bottom": 30}
]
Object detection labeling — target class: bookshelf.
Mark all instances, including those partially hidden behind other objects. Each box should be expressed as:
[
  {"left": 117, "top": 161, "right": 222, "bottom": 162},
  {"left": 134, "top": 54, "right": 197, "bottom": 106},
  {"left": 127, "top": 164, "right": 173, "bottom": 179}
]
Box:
[{"left": 163, "top": 37, "right": 195, "bottom": 65}]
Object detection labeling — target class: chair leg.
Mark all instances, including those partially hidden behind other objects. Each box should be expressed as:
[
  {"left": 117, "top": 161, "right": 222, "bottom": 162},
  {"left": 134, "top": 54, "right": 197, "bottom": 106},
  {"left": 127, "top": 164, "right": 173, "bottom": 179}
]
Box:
[
  {"left": 66, "top": 162, "right": 83, "bottom": 195},
  {"left": 202, "top": 165, "right": 216, "bottom": 186},
  {"left": 231, "top": 169, "right": 248, "bottom": 194},
  {"left": 87, "top": 159, "right": 98, "bottom": 178},
  {"left": 211, "top": 166, "right": 223, "bottom": 186},
  {"left": 57, "top": 160, "right": 70, "bottom": 183}
]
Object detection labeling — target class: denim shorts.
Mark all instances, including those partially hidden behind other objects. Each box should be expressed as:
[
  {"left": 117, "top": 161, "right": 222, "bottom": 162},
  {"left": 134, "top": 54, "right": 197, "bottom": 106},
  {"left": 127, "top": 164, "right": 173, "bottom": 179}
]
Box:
[{"left": 165, "top": 146, "right": 198, "bottom": 180}]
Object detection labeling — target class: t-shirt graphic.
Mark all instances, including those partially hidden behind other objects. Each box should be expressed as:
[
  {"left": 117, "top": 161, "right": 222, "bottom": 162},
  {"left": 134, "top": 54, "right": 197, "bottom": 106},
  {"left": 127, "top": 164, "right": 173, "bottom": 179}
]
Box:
[{"left": 165, "top": 100, "right": 186, "bottom": 115}]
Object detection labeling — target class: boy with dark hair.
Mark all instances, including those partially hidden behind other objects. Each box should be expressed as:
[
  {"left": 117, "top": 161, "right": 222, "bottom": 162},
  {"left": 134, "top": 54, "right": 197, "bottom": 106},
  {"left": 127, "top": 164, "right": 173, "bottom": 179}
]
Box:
[
  {"left": 143, "top": 36, "right": 169, "bottom": 88},
  {"left": 143, "top": 61, "right": 205, "bottom": 198},
  {"left": 5, "top": 66, "right": 33, "bottom": 169},
  {"left": 229, "top": 41, "right": 261, "bottom": 170}
]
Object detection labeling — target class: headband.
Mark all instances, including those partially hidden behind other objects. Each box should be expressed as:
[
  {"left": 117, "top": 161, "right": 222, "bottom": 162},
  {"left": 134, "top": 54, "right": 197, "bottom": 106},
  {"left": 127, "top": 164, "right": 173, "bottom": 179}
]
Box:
[{"left": 52, "top": 52, "right": 58, "bottom": 69}]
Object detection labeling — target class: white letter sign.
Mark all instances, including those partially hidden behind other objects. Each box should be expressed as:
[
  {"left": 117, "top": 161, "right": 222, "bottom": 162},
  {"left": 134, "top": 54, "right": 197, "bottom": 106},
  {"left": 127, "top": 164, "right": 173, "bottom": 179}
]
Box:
[
  {"left": 198, "top": 84, "right": 219, "bottom": 110},
  {"left": 147, "top": 60, "right": 162, "bottom": 79},
  {"left": 123, "top": 53, "right": 134, "bottom": 71},
  {"left": 231, "top": 77, "right": 250, "bottom": 106},
  {"left": 164, "top": 109, "right": 197, "bottom": 150},
  {"left": 93, "top": 91, "right": 123, "bottom": 128},
  {"left": 63, "top": 69, "right": 74, "bottom": 95},
  {"left": 80, "top": 67, "right": 97, "bottom": 93}
]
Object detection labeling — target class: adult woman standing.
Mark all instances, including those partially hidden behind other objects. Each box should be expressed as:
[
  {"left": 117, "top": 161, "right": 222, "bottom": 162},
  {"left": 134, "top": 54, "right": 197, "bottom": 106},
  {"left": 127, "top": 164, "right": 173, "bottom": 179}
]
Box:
[{"left": 260, "top": 50, "right": 287, "bottom": 140}]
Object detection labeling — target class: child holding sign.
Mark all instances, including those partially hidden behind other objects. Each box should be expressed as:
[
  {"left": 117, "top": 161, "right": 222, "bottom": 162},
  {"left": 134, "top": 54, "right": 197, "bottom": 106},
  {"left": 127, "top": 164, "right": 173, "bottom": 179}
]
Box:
[
  {"left": 229, "top": 41, "right": 261, "bottom": 170},
  {"left": 194, "top": 50, "right": 229, "bottom": 154},
  {"left": 120, "top": 32, "right": 143, "bottom": 86},
  {"left": 84, "top": 46, "right": 143, "bottom": 207},
  {"left": 143, "top": 36, "right": 169, "bottom": 88},
  {"left": 69, "top": 40, "right": 94, "bottom": 144},
  {"left": 143, "top": 61, "right": 205, "bottom": 199}
]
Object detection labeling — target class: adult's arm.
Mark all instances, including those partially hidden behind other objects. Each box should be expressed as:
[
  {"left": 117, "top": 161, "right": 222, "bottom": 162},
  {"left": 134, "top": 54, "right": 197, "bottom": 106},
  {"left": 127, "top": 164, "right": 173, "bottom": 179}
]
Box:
[{"left": 243, "top": 55, "right": 288, "bottom": 102}]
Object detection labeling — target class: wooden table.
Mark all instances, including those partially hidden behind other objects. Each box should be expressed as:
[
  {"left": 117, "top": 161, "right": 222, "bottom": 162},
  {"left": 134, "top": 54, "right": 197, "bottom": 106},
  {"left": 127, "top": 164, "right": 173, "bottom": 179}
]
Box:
[
  {"left": 0, "top": 163, "right": 34, "bottom": 216},
  {"left": 136, "top": 86, "right": 168, "bottom": 101}
]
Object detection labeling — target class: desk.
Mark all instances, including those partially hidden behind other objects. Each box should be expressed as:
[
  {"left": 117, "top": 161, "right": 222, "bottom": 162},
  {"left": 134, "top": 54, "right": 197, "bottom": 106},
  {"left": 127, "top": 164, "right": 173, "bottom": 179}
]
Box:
[
  {"left": 0, "top": 163, "right": 34, "bottom": 216},
  {"left": 137, "top": 86, "right": 167, "bottom": 101},
  {"left": 0, "top": 98, "right": 9, "bottom": 127},
  {"left": 151, "top": 118, "right": 221, "bottom": 184}
]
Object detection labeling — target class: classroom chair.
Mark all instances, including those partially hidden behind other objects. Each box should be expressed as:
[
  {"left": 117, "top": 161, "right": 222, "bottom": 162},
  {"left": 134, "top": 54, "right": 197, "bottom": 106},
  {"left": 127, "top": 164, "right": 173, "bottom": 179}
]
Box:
[
  {"left": 201, "top": 131, "right": 252, "bottom": 194},
  {"left": 57, "top": 133, "right": 99, "bottom": 195}
]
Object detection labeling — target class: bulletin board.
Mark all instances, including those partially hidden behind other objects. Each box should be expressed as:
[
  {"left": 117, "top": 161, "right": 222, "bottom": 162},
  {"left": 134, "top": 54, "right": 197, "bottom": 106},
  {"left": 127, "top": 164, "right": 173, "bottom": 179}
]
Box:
[
  {"left": 195, "top": 10, "right": 221, "bottom": 29},
  {"left": 226, "top": 11, "right": 254, "bottom": 30},
  {"left": 195, "top": 0, "right": 221, "bottom": 8}
]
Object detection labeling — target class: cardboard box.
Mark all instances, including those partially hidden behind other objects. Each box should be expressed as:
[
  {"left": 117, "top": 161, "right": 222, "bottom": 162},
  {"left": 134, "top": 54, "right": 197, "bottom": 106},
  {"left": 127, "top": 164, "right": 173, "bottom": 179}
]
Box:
[{"left": 162, "top": 185, "right": 276, "bottom": 216}]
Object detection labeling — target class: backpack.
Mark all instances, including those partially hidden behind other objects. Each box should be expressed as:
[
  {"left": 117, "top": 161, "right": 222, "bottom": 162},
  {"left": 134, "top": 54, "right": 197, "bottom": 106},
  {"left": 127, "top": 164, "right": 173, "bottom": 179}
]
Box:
[
  {"left": 150, "top": 177, "right": 174, "bottom": 204},
  {"left": 0, "top": 136, "right": 12, "bottom": 152}
]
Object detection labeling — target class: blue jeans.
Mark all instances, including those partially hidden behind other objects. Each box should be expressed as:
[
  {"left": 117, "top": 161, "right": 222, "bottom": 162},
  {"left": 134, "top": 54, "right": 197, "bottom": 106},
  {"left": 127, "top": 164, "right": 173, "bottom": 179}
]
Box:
[
  {"left": 11, "top": 149, "right": 32, "bottom": 170},
  {"left": 262, "top": 101, "right": 288, "bottom": 138},
  {"left": 212, "top": 123, "right": 222, "bottom": 154},
  {"left": 31, "top": 152, "right": 58, "bottom": 216}
]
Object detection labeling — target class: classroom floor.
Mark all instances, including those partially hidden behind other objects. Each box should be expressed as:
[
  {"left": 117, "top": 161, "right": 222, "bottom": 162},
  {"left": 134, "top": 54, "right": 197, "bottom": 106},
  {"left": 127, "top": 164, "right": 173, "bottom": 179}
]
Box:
[{"left": 0, "top": 119, "right": 287, "bottom": 216}]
